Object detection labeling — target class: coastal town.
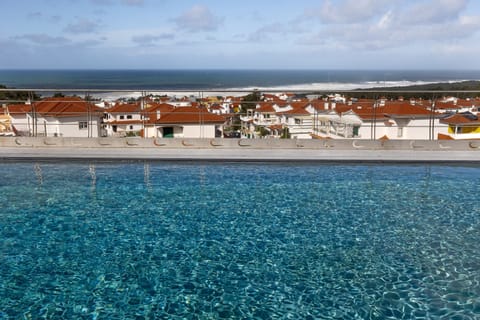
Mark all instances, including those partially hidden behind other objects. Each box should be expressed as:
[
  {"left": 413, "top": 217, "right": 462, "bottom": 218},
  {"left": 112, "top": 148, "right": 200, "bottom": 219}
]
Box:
[{"left": 1, "top": 91, "right": 480, "bottom": 141}]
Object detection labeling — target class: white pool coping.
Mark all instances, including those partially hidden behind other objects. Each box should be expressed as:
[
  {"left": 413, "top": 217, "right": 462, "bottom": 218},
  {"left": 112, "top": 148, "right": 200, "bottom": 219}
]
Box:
[{"left": 2, "top": 137, "right": 480, "bottom": 162}]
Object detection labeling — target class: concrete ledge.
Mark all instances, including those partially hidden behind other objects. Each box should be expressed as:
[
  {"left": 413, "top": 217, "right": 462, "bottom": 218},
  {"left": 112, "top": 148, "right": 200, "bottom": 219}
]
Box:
[{"left": 1, "top": 137, "right": 480, "bottom": 162}]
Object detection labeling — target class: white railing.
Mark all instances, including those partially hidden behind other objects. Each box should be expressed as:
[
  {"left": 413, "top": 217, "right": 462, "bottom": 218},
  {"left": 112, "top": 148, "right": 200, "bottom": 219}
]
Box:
[{"left": 1, "top": 88, "right": 479, "bottom": 140}]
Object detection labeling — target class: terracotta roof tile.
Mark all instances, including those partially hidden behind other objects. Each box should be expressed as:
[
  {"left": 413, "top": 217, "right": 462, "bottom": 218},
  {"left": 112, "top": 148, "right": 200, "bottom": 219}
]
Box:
[
  {"left": 382, "top": 101, "right": 432, "bottom": 117},
  {"left": 282, "top": 107, "right": 310, "bottom": 115},
  {"left": 155, "top": 107, "right": 226, "bottom": 125},
  {"left": 106, "top": 103, "right": 141, "bottom": 113},
  {"left": 6, "top": 104, "right": 32, "bottom": 115},
  {"left": 256, "top": 103, "right": 276, "bottom": 113},
  {"left": 8, "top": 97, "right": 103, "bottom": 118},
  {"left": 440, "top": 113, "right": 480, "bottom": 125}
]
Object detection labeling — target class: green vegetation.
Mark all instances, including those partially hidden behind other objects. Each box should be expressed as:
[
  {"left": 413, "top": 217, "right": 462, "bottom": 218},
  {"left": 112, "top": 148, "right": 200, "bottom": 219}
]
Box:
[
  {"left": 125, "top": 131, "right": 141, "bottom": 137},
  {"left": 0, "top": 85, "right": 40, "bottom": 103},
  {"left": 257, "top": 126, "right": 270, "bottom": 137},
  {"left": 353, "top": 80, "right": 480, "bottom": 100},
  {"left": 240, "top": 90, "right": 262, "bottom": 113},
  {"left": 281, "top": 127, "right": 290, "bottom": 139}
]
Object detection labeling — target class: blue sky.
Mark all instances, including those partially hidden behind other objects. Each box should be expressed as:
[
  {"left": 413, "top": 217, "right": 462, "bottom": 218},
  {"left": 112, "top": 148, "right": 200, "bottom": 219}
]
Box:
[{"left": 1, "top": 0, "right": 480, "bottom": 69}]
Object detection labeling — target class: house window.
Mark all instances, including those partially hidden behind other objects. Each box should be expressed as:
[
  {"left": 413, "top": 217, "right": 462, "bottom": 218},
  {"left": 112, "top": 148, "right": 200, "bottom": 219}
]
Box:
[
  {"left": 127, "top": 115, "right": 133, "bottom": 119},
  {"left": 397, "top": 127, "right": 403, "bottom": 137},
  {"left": 353, "top": 126, "right": 360, "bottom": 137},
  {"left": 295, "top": 119, "right": 302, "bottom": 125},
  {"left": 120, "top": 115, "right": 125, "bottom": 120},
  {"left": 79, "top": 121, "right": 88, "bottom": 130},
  {"left": 129, "top": 125, "right": 134, "bottom": 130}
]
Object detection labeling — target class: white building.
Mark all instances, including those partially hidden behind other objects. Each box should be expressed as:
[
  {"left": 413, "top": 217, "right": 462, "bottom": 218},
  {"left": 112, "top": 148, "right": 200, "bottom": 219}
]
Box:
[
  {"left": 103, "top": 103, "right": 144, "bottom": 137},
  {"left": 144, "top": 106, "right": 226, "bottom": 138},
  {"left": 7, "top": 97, "right": 102, "bottom": 137},
  {"left": 313, "top": 99, "right": 448, "bottom": 140}
]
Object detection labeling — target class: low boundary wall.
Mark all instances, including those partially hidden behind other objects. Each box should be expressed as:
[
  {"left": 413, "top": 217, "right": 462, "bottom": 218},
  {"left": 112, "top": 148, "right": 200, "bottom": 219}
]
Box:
[{"left": 1, "top": 137, "right": 480, "bottom": 162}]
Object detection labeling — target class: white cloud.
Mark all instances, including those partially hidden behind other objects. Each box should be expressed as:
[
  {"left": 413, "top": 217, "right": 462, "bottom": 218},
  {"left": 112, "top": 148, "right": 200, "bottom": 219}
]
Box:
[
  {"left": 247, "top": 18, "right": 307, "bottom": 43},
  {"left": 306, "top": 0, "right": 394, "bottom": 24},
  {"left": 376, "top": 11, "right": 393, "bottom": 30},
  {"left": 301, "top": 0, "right": 480, "bottom": 51},
  {"left": 132, "top": 33, "right": 174, "bottom": 46},
  {"left": 248, "top": 23, "right": 286, "bottom": 42},
  {"left": 14, "top": 34, "right": 71, "bottom": 45},
  {"left": 400, "top": 0, "right": 467, "bottom": 25},
  {"left": 174, "top": 5, "right": 223, "bottom": 32},
  {"left": 27, "top": 12, "right": 43, "bottom": 19},
  {"left": 64, "top": 18, "right": 100, "bottom": 34}
]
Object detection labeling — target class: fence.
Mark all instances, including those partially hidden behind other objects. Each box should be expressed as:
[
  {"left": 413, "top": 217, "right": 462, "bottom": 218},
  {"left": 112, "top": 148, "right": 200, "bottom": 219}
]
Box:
[{"left": 1, "top": 88, "right": 480, "bottom": 140}]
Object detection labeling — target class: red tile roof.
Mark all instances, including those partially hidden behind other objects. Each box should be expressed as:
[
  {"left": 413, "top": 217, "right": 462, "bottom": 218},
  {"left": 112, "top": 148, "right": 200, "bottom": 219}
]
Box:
[
  {"left": 155, "top": 107, "right": 226, "bottom": 125},
  {"left": 440, "top": 113, "right": 480, "bottom": 125},
  {"left": 282, "top": 107, "right": 310, "bottom": 115},
  {"left": 142, "top": 103, "right": 176, "bottom": 123},
  {"left": 143, "top": 103, "right": 175, "bottom": 114},
  {"left": 8, "top": 97, "right": 102, "bottom": 118},
  {"left": 435, "top": 101, "right": 461, "bottom": 110},
  {"left": 6, "top": 104, "right": 32, "bottom": 115},
  {"left": 309, "top": 100, "right": 327, "bottom": 111},
  {"left": 256, "top": 103, "right": 276, "bottom": 113},
  {"left": 289, "top": 102, "right": 309, "bottom": 109},
  {"left": 339, "top": 101, "right": 433, "bottom": 120},
  {"left": 382, "top": 101, "right": 432, "bottom": 117},
  {"left": 332, "top": 103, "right": 353, "bottom": 114},
  {"left": 456, "top": 99, "right": 476, "bottom": 107},
  {"left": 106, "top": 103, "right": 141, "bottom": 113}
]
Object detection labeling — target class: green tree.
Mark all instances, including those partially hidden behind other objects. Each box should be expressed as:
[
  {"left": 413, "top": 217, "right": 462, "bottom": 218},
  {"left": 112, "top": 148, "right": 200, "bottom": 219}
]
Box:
[
  {"left": 281, "top": 127, "right": 290, "bottom": 139},
  {"left": 0, "top": 85, "right": 40, "bottom": 102},
  {"left": 240, "top": 90, "right": 262, "bottom": 114}
]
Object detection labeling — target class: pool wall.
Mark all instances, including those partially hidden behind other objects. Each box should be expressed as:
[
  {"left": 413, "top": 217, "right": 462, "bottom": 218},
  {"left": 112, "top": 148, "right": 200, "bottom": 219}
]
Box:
[{"left": 1, "top": 137, "right": 480, "bottom": 162}]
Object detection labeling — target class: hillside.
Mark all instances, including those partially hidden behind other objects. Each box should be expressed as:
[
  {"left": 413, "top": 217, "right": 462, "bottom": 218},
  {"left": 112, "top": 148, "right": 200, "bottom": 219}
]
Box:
[{"left": 355, "top": 80, "right": 480, "bottom": 99}]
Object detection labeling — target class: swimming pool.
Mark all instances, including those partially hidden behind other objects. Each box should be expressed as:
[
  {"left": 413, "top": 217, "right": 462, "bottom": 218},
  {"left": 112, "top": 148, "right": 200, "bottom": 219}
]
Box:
[{"left": 1, "top": 161, "right": 479, "bottom": 319}]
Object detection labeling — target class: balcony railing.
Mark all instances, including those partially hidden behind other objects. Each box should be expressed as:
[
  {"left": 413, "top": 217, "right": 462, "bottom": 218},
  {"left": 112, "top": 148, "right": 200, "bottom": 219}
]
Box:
[{"left": 1, "top": 88, "right": 479, "bottom": 140}]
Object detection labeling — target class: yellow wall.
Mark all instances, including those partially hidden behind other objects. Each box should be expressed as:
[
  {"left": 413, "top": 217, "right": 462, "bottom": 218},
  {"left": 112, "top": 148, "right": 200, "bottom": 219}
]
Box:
[
  {"left": 449, "top": 125, "right": 480, "bottom": 134},
  {"left": 462, "top": 126, "right": 480, "bottom": 134}
]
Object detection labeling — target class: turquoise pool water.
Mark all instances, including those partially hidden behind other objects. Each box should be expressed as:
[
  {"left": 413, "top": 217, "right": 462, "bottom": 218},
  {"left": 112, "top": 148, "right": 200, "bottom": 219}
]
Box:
[{"left": 1, "top": 161, "right": 480, "bottom": 319}]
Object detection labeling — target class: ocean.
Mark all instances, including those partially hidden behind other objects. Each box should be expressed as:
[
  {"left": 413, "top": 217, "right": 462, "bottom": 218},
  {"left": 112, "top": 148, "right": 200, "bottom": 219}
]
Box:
[
  {"left": 1, "top": 69, "right": 479, "bottom": 100},
  {"left": 1, "top": 69, "right": 480, "bottom": 91}
]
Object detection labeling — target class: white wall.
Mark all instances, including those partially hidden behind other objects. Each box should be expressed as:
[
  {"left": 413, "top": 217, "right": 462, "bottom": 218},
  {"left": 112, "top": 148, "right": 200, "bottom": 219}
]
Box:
[
  {"left": 10, "top": 115, "right": 31, "bottom": 135},
  {"left": 182, "top": 124, "right": 216, "bottom": 138},
  {"left": 357, "top": 118, "right": 448, "bottom": 140},
  {"left": 150, "top": 124, "right": 218, "bottom": 138},
  {"left": 57, "top": 117, "right": 100, "bottom": 138}
]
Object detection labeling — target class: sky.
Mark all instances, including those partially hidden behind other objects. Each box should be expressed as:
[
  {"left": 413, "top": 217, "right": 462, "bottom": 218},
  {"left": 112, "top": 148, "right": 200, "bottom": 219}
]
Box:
[{"left": 1, "top": 0, "right": 480, "bottom": 70}]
